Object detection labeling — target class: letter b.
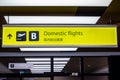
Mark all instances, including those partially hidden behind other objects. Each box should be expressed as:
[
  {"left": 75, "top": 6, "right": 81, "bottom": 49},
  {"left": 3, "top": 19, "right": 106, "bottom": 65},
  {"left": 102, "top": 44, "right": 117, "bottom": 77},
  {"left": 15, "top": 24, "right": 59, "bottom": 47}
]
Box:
[
  {"left": 29, "top": 31, "right": 39, "bottom": 41},
  {"left": 31, "top": 33, "right": 37, "bottom": 40}
]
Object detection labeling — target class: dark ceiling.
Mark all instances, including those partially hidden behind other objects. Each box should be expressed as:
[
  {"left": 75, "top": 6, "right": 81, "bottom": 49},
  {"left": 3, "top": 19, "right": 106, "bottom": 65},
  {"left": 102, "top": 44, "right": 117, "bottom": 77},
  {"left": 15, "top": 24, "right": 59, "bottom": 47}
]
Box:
[{"left": 97, "top": 0, "right": 120, "bottom": 24}]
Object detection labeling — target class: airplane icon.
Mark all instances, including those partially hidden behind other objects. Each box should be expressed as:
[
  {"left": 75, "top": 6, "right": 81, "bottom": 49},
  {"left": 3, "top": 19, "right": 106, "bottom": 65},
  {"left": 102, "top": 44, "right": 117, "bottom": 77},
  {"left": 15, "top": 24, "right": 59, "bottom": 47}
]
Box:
[
  {"left": 16, "top": 31, "right": 26, "bottom": 41},
  {"left": 17, "top": 33, "right": 26, "bottom": 37}
]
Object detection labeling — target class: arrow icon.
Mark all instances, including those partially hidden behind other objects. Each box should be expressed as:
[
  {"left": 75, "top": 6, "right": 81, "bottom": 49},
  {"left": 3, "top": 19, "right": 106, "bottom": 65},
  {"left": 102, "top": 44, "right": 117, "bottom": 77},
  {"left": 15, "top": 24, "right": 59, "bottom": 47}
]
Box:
[{"left": 7, "top": 34, "right": 12, "bottom": 39}]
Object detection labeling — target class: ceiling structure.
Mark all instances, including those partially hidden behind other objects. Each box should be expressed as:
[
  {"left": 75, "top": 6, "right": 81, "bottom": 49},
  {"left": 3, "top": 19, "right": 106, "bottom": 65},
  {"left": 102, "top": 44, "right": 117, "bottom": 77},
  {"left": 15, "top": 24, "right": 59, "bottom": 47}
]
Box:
[
  {"left": 0, "top": 57, "right": 108, "bottom": 74},
  {"left": 0, "top": 0, "right": 119, "bottom": 77},
  {"left": 97, "top": 0, "right": 120, "bottom": 24}
]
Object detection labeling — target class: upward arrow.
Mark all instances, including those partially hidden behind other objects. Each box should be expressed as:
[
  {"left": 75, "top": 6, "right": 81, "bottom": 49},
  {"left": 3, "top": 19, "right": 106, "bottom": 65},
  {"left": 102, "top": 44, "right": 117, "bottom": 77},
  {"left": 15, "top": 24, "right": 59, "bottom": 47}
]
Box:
[{"left": 7, "top": 34, "right": 12, "bottom": 39}]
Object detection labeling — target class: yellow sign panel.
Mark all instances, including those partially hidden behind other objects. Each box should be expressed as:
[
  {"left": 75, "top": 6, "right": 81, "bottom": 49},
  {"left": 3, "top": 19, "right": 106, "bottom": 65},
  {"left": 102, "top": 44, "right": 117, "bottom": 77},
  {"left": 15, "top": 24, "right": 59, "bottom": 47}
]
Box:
[{"left": 2, "top": 25, "right": 117, "bottom": 47}]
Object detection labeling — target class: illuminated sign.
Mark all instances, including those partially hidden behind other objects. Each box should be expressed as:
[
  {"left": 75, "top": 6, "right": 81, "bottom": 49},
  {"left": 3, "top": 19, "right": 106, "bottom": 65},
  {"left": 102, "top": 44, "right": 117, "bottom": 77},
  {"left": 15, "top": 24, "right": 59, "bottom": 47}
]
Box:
[
  {"left": 2, "top": 25, "right": 117, "bottom": 47},
  {"left": 9, "top": 63, "right": 33, "bottom": 69}
]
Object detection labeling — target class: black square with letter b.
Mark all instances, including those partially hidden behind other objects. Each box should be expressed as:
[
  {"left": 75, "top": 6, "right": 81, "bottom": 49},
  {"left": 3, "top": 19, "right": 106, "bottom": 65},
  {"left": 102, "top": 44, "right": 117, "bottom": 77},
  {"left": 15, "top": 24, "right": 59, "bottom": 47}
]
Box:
[{"left": 29, "top": 31, "right": 39, "bottom": 41}]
